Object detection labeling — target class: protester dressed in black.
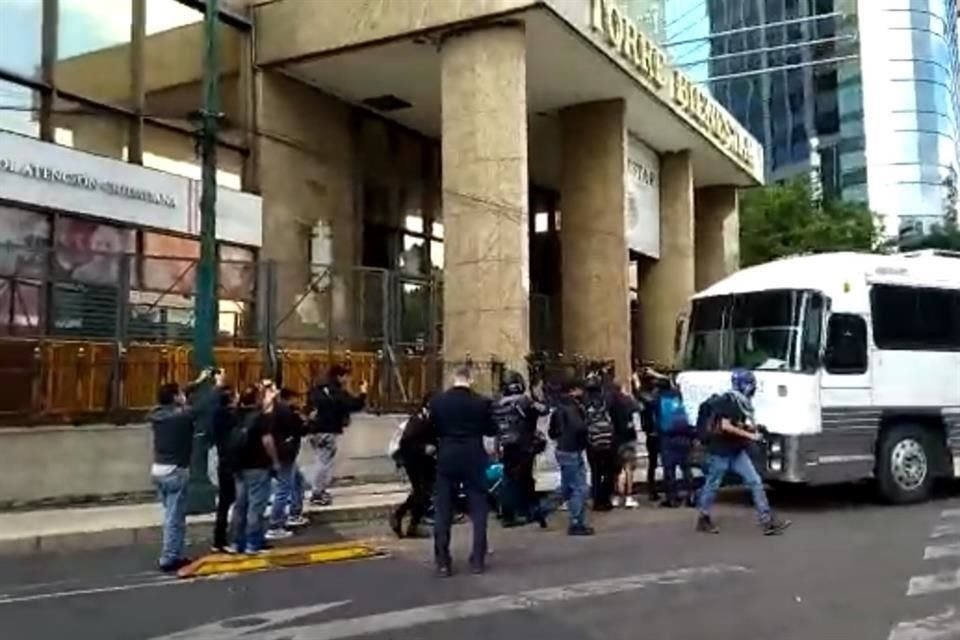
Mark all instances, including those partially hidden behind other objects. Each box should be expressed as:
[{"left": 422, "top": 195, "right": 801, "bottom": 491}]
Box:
[
  {"left": 390, "top": 395, "right": 437, "bottom": 539},
  {"left": 211, "top": 387, "right": 239, "bottom": 551}
]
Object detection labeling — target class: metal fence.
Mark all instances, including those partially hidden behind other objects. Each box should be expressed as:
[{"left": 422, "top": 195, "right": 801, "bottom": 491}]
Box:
[
  {"left": 0, "top": 242, "right": 447, "bottom": 423},
  {"left": 0, "top": 242, "right": 620, "bottom": 424}
]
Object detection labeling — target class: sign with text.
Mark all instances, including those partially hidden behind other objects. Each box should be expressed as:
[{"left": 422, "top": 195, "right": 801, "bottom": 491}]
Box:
[
  {"left": 589, "top": 0, "right": 760, "bottom": 175},
  {"left": 0, "top": 131, "right": 262, "bottom": 247},
  {"left": 625, "top": 136, "right": 660, "bottom": 258}
]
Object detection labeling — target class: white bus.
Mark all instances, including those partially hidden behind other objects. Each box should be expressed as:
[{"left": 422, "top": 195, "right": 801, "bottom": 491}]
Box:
[{"left": 676, "top": 250, "right": 960, "bottom": 504}]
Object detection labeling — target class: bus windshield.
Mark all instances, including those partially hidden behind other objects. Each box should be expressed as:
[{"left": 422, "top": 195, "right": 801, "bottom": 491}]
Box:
[{"left": 682, "top": 289, "right": 825, "bottom": 373}]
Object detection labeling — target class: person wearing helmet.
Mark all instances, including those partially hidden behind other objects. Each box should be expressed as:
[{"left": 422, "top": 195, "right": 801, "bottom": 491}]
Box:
[
  {"left": 493, "top": 370, "right": 549, "bottom": 528},
  {"left": 695, "top": 368, "right": 791, "bottom": 536}
]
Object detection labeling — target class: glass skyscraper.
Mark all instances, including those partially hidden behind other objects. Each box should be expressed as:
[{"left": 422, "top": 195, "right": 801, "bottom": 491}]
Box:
[{"left": 657, "top": 0, "right": 959, "bottom": 236}]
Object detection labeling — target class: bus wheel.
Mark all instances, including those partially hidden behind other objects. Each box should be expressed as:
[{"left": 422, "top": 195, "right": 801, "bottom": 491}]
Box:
[{"left": 877, "top": 425, "right": 935, "bottom": 504}]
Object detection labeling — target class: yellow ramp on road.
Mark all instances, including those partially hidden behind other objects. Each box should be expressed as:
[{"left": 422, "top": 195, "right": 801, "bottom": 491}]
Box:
[{"left": 178, "top": 542, "right": 386, "bottom": 578}]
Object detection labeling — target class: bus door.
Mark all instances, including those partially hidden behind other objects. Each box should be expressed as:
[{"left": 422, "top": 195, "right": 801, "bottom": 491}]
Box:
[{"left": 817, "top": 312, "right": 876, "bottom": 482}]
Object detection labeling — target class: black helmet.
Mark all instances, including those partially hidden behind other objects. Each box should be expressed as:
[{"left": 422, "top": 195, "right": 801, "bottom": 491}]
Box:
[
  {"left": 501, "top": 370, "right": 526, "bottom": 396},
  {"left": 584, "top": 371, "right": 603, "bottom": 391}
]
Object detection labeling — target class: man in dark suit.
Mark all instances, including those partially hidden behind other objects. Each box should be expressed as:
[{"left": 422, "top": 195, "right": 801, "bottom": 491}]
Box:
[{"left": 429, "top": 365, "right": 497, "bottom": 577}]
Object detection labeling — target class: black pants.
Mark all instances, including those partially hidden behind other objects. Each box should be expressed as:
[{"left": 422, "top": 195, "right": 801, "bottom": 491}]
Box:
[
  {"left": 662, "top": 439, "right": 694, "bottom": 503},
  {"left": 587, "top": 447, "right": 618, "bottom": 509},
  {"left": 646, "top": 433, "right": 661, "bottom": 497},
  {"left": 395, "top": 454, "right": 435, "bottom": 532},
  {"left": 213, "top": 466, "right": 236, "bottom": 548},
  {"left": 501, "top": 444, "right": 536, "bottom": 523},
  {"left": 434, "top": 447, "right": 488, "bottom": 569}
]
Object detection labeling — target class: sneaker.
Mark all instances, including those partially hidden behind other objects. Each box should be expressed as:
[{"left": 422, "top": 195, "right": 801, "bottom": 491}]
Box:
[
  {"left": 762, "top": 517, "right": 792, "bottom": 536},
  {"left": 614, "top": 496, "right": 625, "bottom": 508},
  {"left": 567, "top": 525, "right": 595, "bottom": 536},
  {"left": 245, "top": 547, "right": 267, "bottom": 556},
  {"left": 286, "top": 515, "right": 310, "bottom": 528},
  {"left": 210, "top": 544, "right": 228, "bottom": 554},
  {"left": 310, "top": 492, "right": 333, "bottom": 506},
  {"left": 224, "top": 544, "right": 241, "bottom": 555},
  {"left": 389, "top": 512, "right": 404, "bottom": 538},
  {"left": 435, "top": 564, "right": 453, "bottom": 578},
  {"left": 159, "top": 557, "right": 191, "bottom": 573},
  {"left": 265, "top": 528, "right": 293, "bottom": 541},
  {"left": 696, "top": 515, "right": 720, "bottom": 534},
  {"left": 624, "top": 496, "right": 639, "bottom": 509}
]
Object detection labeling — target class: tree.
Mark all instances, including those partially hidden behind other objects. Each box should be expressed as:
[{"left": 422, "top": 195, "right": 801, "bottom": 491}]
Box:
[{"left": 739, "top": 178, "right": 880, "bottom": 267}]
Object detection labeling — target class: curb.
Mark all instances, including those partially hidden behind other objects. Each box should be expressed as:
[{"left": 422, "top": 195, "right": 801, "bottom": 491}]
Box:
[{"left": 0, "top": 501, "right": 401, "bottom": 557}]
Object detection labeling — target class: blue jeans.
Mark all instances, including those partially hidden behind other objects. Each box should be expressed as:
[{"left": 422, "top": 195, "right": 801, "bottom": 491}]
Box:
[
  {"left": 556, "top": 450, "right": 588, "bottom": 529},
  {"left": 269, "top": 463, "right": 304, "bottom": 528},
  {"left": 153, "top": 467, "right": 189, "bottom": 567},
  {"left": 231, "top": 468, "right": 272, "bottom": 551},
  {"left": 698, "top": 450, "right": 771, "bottom": 524}
]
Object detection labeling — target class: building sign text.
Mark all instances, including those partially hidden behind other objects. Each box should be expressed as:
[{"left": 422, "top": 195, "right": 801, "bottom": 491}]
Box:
[
  {"left": 0, "top": 157, "right": 177, "bottom": 208},
  {"left": 590, "top": 0, "right": 756, "bottom": 171}
]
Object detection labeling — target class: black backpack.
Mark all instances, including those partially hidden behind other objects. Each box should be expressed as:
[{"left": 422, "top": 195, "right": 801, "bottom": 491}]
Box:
[
  {"left": 227, "top": 410, "right": 260, "bottom": 458},
  {"left": 584, "top": 398, "right": 614, "bottom": 451},
  {"left": 695, "top": 393, "right": 726, "bottom": 441},
  {"left": 493, "top": 395, "right": 526, "bottom": 447},
  {"left": 307, "top": 384, "right": 337, "bottom": 434}
]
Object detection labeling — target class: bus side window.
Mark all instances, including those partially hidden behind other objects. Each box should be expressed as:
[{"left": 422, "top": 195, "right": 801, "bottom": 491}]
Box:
[{"left": 824, "top": 314, "right": 868, "bottom": 374}]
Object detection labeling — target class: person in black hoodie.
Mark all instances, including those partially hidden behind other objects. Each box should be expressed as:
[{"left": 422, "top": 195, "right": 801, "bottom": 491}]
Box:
[
  {"left": 494, "top": 371, "right": 549, "bottom": 528},
  {"left": 389, "top": 393, "right": 437, "bottom": 539},
  {"left": 548, "top": 378, "right": 593, "bottom": 536},
  {"left": 266, "top": 388, "right": 309, "bottom": 540},
  {"left": 211, "top": 386, "right": 238, "bottom": 552},
  {"left": 148, "top": 370, "right": 211, "bottom": 572},
  {"left": 306, "top": 365, "right": 368, "bottom": 506}
]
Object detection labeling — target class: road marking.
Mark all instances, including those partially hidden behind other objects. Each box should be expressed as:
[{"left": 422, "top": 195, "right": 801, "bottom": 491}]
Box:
[
  {"left": 941, "top": 508, "right": 960, "bottom": 519},
  {"left": 925, "top": 541, "right": 960, "bottom": 560},
  {"left": 165, "top": 564, "right": 748, "bottom": 640},
  {"left": 0, "top": 576, "right": 189, "bottom": 606},
  {"left": 149, "top": 601, "right": 351, "bottom": 640},
  {"left": 889, "top": 607, "right": 960, "bottom": 640},
  {"left": 930, "top": 523, "right": 960, "bottom": 539},
  {"left": 907, "top": 568, "right": 960, "bottom": 597},
  {"left": 179, "top": 542, "right": 385, "bottom": 578}
]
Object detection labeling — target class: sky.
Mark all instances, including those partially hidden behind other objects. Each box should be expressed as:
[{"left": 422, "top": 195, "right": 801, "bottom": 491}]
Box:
[{"left": 0, "top": 0, "right": 241, "bottom": 184}]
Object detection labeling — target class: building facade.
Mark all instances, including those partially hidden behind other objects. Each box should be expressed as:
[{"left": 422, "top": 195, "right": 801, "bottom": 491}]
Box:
[
  {"left": 0, "top": 0, "right": 763, "bottom": 381},
  {"left": 667, "top": 0, "right": 960, "bottom": 236}
]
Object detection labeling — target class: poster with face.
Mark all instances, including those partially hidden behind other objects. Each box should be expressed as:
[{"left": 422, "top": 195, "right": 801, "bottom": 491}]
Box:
[
  {"left": 141, "top": 232, "right": 199, "bottom": 295},
  {"left": 0, "top": 206, "right": 50, "bottom": 279},
  {"left": 219, "top": 244, "right": 255, "bottom": 300},
  {"left": 625, "top": 136, "right": 661, "bottom": 259},
  {"left": 54, "top": 217, "right": 135, "bottom": 286}
]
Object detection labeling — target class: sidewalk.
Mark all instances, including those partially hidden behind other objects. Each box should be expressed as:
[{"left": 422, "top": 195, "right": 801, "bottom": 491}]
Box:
[{"left": 0, "top": 472, "right": 564, "bottom": 556}]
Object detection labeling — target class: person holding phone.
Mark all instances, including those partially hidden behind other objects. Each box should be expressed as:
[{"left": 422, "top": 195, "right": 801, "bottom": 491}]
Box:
[{"left": 305, "top": 365, "right": 368, "bottom": 506}]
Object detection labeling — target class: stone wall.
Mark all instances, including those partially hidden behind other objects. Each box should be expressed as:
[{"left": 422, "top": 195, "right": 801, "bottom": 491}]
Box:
[{"left": 0, "top": 414, "right": 403, "bottom": 509}]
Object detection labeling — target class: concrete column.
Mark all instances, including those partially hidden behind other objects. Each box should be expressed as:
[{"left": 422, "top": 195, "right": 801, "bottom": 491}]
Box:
[
  {"left": 640, "top": 151, "right": 694, "bottom": 367},
  {"left": 440, "top": 23, "right": 529, "bottom": 375},
  {"left": 559, "top": 99, "right": 631, "bottom": 382},
  {"left": 695, "top": 186, "right": 740, "bottom": 291}
]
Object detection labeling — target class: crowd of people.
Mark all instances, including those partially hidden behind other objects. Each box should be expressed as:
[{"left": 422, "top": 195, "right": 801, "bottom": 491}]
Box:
[
  {"left": 148, "top": 359, "right": 790, "bottom": 576},
  {"left": 148, "top": 365, "right": 366, "bottom": 573}
]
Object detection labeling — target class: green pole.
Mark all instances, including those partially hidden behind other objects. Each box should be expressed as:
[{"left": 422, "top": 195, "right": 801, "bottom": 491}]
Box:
[{"left": 186, "top": 0, "right": 221, "bottom": 514}]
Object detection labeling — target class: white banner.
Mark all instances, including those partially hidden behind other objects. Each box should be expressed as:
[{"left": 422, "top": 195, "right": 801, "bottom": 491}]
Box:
[
  {"left": 625, "top": 135, "right": 660, "bottom": 259},
  {"left": 0, "top": 131, "right": 262, "bottom": 247}
]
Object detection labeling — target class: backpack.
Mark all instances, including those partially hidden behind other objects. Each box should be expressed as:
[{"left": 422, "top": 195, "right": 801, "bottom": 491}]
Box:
[
  {"left": 387, "top": 418, "right": 408, "bottom": 464},
  {"left": 307, "top": 384, "right": 336, "bottom": 434},
  {"left": 584, "top": 398, "right": 614, "bottom": 451},
  {"left": 695, "top": 393, "right": 727, "bottom": 441},
  {"left": 493, "top": 395, "right": 526, "bottom": 447},
  {"left": 227, "top": 410, "right": 259, "bottom": 458},
  {"left": 656, "top": 389, "right": 690, "bottom": 436}
]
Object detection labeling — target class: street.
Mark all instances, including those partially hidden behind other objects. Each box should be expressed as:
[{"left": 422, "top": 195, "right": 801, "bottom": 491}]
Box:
[{"left": 2, "top": 485, "right": 959, "bottom": 640}]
